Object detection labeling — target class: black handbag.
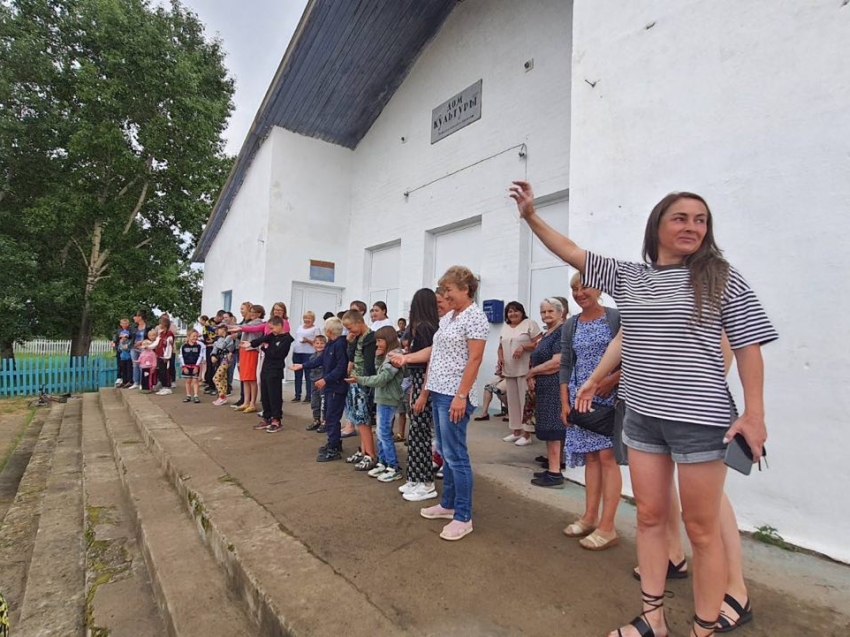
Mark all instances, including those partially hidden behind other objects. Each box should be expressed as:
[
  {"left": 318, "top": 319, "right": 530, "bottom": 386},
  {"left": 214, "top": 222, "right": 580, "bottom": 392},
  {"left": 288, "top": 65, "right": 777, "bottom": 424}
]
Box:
[
  {"left": 568, "top": 361, "right": 616, "bottom": 436},
  {"left": 568, "top": 404, "right": 616, "bottom": 436}
]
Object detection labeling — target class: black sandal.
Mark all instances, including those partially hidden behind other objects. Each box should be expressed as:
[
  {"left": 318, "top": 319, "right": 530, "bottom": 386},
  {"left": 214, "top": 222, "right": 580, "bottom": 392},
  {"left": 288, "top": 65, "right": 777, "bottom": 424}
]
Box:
[
  {"left": 617, "top": 590, "right": 671, "bottom": 637},
  {"left": 692, "top": 614, "right": 718, "bottom": 637},
  {"left": 632, "top": 558, "right": 689, "bottom": 581},
  {"left": 715, "top": 594, "right": 753, "bottom": 633}
]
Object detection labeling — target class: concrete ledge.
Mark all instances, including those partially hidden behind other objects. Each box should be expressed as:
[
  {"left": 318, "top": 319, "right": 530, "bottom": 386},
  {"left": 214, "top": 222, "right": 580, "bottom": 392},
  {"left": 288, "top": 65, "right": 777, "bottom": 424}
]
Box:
[
  {"left": 16, "top": 400, "right": 85, "bottom": 637},
  {"left": 117, "top": 389, "right": 413, "bottom": 637},
  {"left": 81, "top": 392, "right": 168, "bottom": 636},
  {"left": 99, "top": 390, "right": 255, "bottom": 636},
  {"left": 0, "top": 403, "right": 65, "bottom": 629},
  {"left": 0, "top": 411, "right": 46, "bottom": 530}
]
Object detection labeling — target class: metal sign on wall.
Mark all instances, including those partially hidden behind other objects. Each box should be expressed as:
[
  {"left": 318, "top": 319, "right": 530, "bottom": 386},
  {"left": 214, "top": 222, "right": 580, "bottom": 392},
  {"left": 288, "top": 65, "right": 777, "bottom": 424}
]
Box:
[{"left": 431, "top": 79, "right": 482, "bottom": 144}]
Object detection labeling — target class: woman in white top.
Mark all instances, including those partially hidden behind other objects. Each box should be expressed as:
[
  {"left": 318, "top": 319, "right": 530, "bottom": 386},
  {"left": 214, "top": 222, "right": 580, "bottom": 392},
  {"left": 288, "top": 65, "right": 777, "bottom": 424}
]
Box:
[
  {"left": 498, "top": 301, "right": 542, "bottom": 445},
  {"left": 292, "top": 311, "right": 323, "bottom": 402},
  {"left": 369, "top": 301, "right": 394, "bottom": 331},
  {"left": 512, "top": 180, "right": 777, "bottom": 637},
  {"left": 419, "top": 266, "right": 489, "bottom": 542}
]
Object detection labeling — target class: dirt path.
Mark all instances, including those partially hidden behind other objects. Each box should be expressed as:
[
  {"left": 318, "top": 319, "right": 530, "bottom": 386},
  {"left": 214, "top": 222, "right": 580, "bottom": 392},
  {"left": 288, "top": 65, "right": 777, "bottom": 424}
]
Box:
[{"left": 149, "top": 389, "right": 849, "bottom": 637}]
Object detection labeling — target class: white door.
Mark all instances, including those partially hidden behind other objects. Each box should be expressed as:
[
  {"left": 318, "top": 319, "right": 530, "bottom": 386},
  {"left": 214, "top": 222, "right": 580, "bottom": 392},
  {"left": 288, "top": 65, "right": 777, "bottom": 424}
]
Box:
[
  {"left": 288, "top": 283, "right": 344, "bottom": 381},
  {"left": 367, "top": 243, "right": 401, "bottom": 321},
  {"left": 528, "top": 198, "right": 572, "bottom": 318},
  {"left": 290, "top": 283, "right": 345, "bottom": 329},
  {"left": 432, "top": 222, "right": 482, "bottom": 286},
  {"left": 530, "top": 264, "right": 571, "bottom": 319}
]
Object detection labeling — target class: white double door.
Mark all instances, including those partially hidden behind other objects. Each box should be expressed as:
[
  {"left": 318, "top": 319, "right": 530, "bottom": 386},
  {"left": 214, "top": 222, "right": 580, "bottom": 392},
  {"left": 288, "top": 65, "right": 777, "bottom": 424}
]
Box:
[{"left": 287, "top": 283, "right": 345, "bottom": 380}]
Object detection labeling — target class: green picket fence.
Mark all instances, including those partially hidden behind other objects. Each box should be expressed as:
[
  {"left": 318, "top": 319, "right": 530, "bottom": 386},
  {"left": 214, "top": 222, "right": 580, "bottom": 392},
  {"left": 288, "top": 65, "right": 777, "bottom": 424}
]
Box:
[{"left": 0, "top": 356, "right": 118, "bottom": 397}]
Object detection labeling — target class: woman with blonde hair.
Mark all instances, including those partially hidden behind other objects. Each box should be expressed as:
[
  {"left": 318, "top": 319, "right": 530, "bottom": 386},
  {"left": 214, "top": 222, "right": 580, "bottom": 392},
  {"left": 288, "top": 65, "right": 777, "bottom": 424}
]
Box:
[
  {"left": 418, "top": 266, "right": 489, "bottom": 541},
  {"left": 559, "top": 272, "right": 622, "bottom": 551},
  {"left": 293, "top": 310, "right": 322, "bottom": 402}
]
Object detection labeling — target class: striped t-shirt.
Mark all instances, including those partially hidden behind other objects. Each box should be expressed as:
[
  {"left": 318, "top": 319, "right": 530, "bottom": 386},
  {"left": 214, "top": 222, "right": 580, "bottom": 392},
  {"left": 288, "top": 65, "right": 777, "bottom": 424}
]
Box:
[{"left": 584, "top": 252, "right": 778, "bottom": 427}]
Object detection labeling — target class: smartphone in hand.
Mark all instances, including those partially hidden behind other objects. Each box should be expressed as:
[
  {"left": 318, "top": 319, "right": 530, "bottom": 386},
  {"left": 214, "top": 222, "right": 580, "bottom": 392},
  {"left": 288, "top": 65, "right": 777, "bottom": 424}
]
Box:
[{"left": 724, "top": 434, "right": 766, "bottom": 475}]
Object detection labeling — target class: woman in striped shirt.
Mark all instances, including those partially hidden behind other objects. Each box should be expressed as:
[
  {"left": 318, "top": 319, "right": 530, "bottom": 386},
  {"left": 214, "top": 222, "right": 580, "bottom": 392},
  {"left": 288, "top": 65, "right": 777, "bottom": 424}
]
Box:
[{"left": 511, "top": 181, "right": 777, "bottom": 637}]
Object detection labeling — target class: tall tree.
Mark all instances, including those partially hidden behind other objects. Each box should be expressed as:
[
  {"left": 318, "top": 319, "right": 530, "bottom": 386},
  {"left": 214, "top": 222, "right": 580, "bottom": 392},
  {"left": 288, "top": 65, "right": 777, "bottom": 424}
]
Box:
[{"left": 0, "top": 0, "right": 233, "bottom": 358}]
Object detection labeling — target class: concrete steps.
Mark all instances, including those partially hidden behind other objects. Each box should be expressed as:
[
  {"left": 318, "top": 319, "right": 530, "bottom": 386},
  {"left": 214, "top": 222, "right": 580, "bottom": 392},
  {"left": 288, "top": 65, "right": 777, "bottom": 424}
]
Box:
[
  {"left": 0, "top": 410, "right": 46, "bottom": 535},
  {"left": 81, "top": 392, "right": 167, "bottom": 637},
  {"left": 0, "top": 402, "right": 69, "bottom": 630},
  {"left": 15, "top": 399, "right": 86, "bottom": 636},
  {"left": 98, "top": 388, "right": 256, "bottom": 636},
  {"left": 0, "top": 394, "right": 169, "bottom": 637},
  {"left": 111, "top": 387, "right": 414, "bottom": 637}
]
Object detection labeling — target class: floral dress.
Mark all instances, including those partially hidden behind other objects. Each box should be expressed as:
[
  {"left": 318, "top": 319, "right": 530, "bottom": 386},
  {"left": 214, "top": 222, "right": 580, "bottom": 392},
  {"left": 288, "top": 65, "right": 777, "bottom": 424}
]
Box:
[
  {"left": 532, "top": 328, "right": 565, "bottom": 441},
  {"left": 565, "top": 317, "right": 617, "bottom": 467}
]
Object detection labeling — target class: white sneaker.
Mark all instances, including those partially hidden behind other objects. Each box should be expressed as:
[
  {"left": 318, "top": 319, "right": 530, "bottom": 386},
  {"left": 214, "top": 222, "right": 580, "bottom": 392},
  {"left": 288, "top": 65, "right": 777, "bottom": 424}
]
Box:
[
  {"left": 502, "top": 433, "right": 521, "bottom": 442},
  {"left": 128, "top": 383, "right": 139, "bottom": 390},
  {"left": 155, "top": 388, "right": 173, "bottom": 396},
  {"left": 114, "top": 378, "right": 123, "bottom": 387},
  {"left": 515, "top": 436, "right": 533, "bottom": 446},
  {"left": 403, "top": 482, "right": 438, "bottom": 502},
  {"left": 377, "top": 467, "right": 402, "bottom": 483},
  {"left": 367, "top": 463, "right": 387, "bottom": 477},
  {"left": 398, "top": 481, "right": 419, "bottom": 494}
]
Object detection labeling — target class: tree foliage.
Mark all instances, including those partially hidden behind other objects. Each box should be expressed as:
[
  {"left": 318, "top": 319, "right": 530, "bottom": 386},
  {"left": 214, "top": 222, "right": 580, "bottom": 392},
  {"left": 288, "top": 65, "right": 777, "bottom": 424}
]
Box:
[{"left": 0, "top": 0, "right": 233, "bottom": 357}]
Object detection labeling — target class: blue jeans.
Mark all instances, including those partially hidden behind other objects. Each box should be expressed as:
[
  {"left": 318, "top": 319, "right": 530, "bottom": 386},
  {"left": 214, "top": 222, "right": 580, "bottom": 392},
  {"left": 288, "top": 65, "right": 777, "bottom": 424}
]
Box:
[
  {"left": 431, "top": 392, "right": 475, "bottom": 522},
  {"left": 292, "top": 352, "right": 312, "bottom": 399},
  {"left": 130, "top": 348, "right": 141, "bottom": 384},
  {"left": 376, "top": 404, "right": 399, "bottom": 468}
]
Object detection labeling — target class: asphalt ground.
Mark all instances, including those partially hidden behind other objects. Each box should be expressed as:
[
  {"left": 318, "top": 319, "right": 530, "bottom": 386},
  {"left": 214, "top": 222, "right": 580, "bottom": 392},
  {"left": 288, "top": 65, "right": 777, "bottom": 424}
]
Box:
[{"left": 146, "top": 385, "right": 850, "bottom": 637}]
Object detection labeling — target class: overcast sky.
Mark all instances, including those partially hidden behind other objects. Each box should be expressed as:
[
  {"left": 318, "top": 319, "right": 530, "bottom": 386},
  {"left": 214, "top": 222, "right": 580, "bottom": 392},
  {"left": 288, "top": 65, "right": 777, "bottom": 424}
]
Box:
[{"left": 166, "top": 0, "right": 310, "bottom": 156}]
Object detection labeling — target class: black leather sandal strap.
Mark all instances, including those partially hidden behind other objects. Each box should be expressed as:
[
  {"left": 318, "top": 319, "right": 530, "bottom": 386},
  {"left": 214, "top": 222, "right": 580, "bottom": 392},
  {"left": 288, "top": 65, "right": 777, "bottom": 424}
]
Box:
[
  {"left": 721, "top": 593, "right": 750, "bottom": 618},
  {"left": 629, "top": 615, "right": 656, "bottom": 637},
  {"left": 692, "top": 613, "right": 719, "bottom": 637}
]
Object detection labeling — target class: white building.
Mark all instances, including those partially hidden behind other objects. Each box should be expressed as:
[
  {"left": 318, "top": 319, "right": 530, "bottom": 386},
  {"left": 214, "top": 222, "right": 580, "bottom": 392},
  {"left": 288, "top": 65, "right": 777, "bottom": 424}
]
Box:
[{"left": 195, "top": 0, "right": 850, "bottom": 563}]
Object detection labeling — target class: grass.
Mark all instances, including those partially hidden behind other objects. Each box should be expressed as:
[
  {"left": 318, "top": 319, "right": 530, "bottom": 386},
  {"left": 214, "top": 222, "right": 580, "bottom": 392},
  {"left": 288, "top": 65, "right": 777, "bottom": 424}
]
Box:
[
  {"left": 11, "top": 351, "right": 114, "bottom": 363},
  {"left": 752, "top": 525, "right": 797, "bottom": 552},
  {"left": 0, "top": 404, "right": 36, "bottom": 474},
  {"left": 0, "top": 397, "right": 33, "bottom": 416}
]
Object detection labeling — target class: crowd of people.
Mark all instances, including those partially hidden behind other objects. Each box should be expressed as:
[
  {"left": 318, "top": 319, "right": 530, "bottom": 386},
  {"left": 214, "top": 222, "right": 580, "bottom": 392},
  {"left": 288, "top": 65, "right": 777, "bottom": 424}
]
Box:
[{"left": 110, "top": 181, "right": 775, "bottom": 637}]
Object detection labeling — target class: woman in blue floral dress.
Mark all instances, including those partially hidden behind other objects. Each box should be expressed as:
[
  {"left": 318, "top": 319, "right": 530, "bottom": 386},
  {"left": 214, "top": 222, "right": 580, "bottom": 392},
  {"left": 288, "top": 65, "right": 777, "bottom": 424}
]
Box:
[
  {"left": 560, "top": 273, "right": 623, "bottom": 551},
  {"left": 526, "top": 298, "right": 567, "bottom": 488}
]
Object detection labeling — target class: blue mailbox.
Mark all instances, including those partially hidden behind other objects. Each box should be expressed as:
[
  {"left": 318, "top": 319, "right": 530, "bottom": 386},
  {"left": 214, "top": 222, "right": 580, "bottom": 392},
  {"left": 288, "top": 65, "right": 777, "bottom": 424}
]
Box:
[{"left": 482, "top": 299, "right": 504, "bottom": 324}]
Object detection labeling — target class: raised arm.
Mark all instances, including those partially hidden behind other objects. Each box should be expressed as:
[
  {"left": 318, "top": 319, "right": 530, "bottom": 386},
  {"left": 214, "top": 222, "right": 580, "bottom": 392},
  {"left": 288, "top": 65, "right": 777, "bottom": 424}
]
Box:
[{"left": 510, "top": 180, "right": 587, "bottom": 271}]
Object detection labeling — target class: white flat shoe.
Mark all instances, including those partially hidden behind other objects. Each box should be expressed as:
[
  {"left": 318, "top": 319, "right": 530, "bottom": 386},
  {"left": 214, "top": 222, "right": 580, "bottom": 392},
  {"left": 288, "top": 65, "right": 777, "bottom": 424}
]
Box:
[
  {"left": 515, "top": 436, "right": 533, "bottom": 446},
  {"left": 502, "top": 433, "right": 520, "bottom": 442}
]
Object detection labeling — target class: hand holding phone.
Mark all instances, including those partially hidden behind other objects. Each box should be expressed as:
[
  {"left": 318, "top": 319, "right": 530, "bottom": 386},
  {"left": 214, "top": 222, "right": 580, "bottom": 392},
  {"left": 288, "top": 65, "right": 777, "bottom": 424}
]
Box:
[{"left": 724, "top": 434, "right": 768, "bottom": 475}]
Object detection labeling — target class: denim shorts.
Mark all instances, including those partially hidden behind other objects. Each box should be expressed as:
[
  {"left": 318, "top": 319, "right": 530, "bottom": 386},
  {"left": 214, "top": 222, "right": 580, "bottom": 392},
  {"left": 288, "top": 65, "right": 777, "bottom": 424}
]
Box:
[
  {"left": 346, "top": 385, "right": 370, "bottom": 425},
  {"left": 622, "top": 407, "right": 728, "bottom": 464}
]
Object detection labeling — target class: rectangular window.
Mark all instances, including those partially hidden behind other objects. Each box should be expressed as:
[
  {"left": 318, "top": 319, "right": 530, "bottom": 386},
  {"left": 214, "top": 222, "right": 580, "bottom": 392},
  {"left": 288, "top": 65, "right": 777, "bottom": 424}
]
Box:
[
  {"left": 310, "top": 259, "right": 335, "bottom": 282},
  {"left": 221, "top": 290, "right": 232, "bottom": 313}
]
